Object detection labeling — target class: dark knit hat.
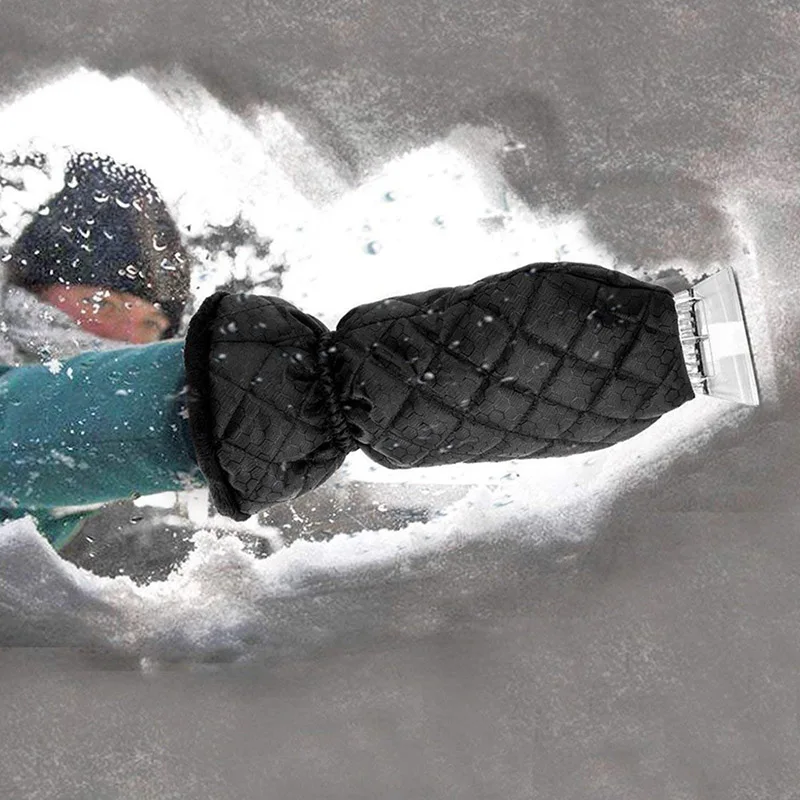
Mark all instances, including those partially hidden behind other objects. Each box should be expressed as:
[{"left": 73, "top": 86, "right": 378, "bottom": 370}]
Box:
[{"left": 6, "top": 153, "right": 192, "bottom": 337}]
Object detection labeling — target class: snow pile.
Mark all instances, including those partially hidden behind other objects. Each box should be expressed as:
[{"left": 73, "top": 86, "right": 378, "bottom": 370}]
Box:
[{"left": 0, "top": 69, "right": 762, "bottom": 663}]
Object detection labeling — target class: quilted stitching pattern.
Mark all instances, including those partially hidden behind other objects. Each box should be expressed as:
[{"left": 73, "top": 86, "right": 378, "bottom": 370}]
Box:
[
  {"left": 185, "top": 293, "right": 351, "bottom": 517},
  {"left": 185, "top": 262, "right": 694, "bottom": 519},
  {"left": 332, "top": 262, "right": 694, "bottom": 468}
]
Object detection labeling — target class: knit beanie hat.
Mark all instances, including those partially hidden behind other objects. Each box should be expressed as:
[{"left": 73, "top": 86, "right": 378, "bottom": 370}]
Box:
[{"left": 6, "top": 153, "right": 192, "bottom": 337}]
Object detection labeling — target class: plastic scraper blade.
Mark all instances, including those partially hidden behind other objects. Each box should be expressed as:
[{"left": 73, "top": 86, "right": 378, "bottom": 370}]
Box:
[{"left": 675, "top": 267, "right": 760, "bottom": 406}]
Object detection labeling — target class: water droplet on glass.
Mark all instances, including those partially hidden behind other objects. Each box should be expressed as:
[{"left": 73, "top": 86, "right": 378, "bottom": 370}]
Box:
[
  {"left": 433, "top": 215, "right": 445, "bottom": 227},
  {"left": 226, "top": 321, "right": 238, "bottom": 333},
  {"left": 384, "top": 191, "right": 396, "bottom": 202},
  {"left": 502, "top": 141, "right": 526, "bottom": 153},
  {"left": 115, "top": 197, "right": 131, "bottom": 208},
  {"left": 366, "top": 240, "right": 382, "bottom": 255},
  {"left": 37, "top": 206, "right": 50, "bottom": 216},
  {"left": 152, "top": 234, "right": 167, "bottom": 251},
  {"left": 66, "top": 175, "right": 79, "bottom": 188},
  {"left": 93, "top": 192, "right": 110, "bottom": 203},
  {"left": 421, "top": 371, "right": 435, "bottom": 382}
]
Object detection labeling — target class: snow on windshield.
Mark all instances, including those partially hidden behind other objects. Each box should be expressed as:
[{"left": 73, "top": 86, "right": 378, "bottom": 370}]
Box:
[{"left": 0, "top": 69, "right": 762, "bottom": 663}]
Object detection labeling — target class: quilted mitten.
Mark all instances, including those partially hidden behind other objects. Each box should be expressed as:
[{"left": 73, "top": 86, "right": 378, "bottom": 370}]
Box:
[
  {"left": 184, "top": 293, "right": 354, "bottom": 519},
  {"left": 184, "top": 263, "right": 694, "bottom": 521},
  {"left": 331, "top": 262, "right": 694, "bottom": 468}
]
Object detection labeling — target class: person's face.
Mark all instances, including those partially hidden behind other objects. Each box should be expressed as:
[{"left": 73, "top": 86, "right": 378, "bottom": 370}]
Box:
[{"left": 38, "top": 284, "right": 171, "bottom": 344}]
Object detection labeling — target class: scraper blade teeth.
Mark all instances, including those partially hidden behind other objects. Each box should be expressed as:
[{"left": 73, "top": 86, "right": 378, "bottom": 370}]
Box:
[{"left": 675, "top": 268, "right": 759, "bottom": 406}]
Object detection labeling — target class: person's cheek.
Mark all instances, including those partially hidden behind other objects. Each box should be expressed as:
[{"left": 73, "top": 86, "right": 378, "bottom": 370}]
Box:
[
  {"left": 128, "top": 316, "right": 161, "bottom": 344},
  {"left": 89, "top": 309, "right": 123, "bottom": 341}
]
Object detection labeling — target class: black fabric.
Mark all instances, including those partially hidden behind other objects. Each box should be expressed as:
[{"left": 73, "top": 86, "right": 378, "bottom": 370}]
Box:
[
  {"left": 184, "top": 263, "right": 695, "bottom": 519},
  {"left": 184, "top": 292, "right": 353, "bottom": 518}
]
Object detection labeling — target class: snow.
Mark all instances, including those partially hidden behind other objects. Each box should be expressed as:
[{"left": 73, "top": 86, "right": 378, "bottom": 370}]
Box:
[
  {"left": 0, "top": 69, "right": 767, "bottom": 663},
  {"left": 4, "top": 5, "right": 800, "bottom": 798}
]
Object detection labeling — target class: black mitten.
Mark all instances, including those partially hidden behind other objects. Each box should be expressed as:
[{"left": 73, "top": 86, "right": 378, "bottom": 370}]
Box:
[
  {"left": 184, "top": 263, "right": 693, "bottom": 520},
  {"left": 331, "top": 263, "right": 693, "bottom": 469},
  {"left": 184, "top": 292, "right": 354, "bottom": 520}
]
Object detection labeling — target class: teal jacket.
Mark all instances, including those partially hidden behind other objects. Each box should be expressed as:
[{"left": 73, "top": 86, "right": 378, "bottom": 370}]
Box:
[{"left": 0, "top": 340, "right": 202, "bottom": 550}]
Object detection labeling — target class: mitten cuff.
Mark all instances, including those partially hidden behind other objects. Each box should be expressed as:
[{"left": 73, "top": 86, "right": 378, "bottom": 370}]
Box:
[{"left": 184, "top": 292, "right": 354, "bottom": 519}]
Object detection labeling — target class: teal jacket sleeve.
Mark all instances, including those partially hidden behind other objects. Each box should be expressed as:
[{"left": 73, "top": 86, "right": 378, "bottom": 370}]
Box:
[{"left": 0, "top": 340, "right": 204, "bottom": 547}]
